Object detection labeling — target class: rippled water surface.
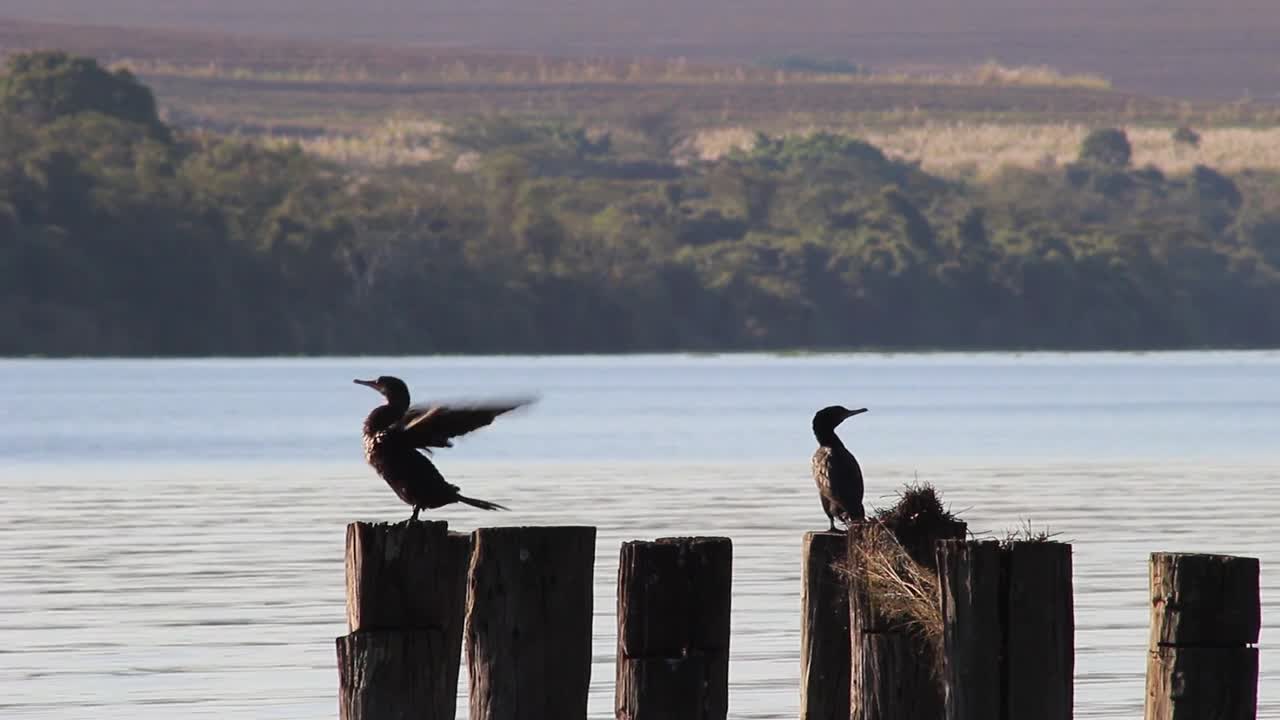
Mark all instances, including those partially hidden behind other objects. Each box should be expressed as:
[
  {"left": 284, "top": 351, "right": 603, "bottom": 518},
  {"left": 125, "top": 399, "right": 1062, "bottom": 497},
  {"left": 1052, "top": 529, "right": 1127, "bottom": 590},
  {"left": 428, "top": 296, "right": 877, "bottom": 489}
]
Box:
[{"left": 2, "top": 352, "right": 1278, "bottom": 718}]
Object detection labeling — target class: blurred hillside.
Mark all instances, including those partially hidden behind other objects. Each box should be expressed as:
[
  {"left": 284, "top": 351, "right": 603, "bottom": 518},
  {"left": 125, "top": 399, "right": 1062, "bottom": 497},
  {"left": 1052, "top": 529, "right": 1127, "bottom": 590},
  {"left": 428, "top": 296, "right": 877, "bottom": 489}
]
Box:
[{"left": 3, "top": 0, "right": 1278, "bottom": 100}]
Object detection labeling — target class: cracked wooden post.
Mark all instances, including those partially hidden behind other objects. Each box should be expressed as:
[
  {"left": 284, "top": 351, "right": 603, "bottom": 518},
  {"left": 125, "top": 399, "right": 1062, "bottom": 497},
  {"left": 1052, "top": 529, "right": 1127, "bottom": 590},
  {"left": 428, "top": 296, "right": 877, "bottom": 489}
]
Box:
[
  {"left": 802, "top": 531, "right": 850, "bottom": 720},
  {"left": 336, "top": 520, "right": 472, "bottom": 720},
  {"left": 1006, "top": 541, "right": 1074, "bottom": 720},
  {"left": 466, "top": 526, "right": 597, "bottom": 720},
  {"left": 936, "top": 540, "right": 1002, "bottom": 720},
  {"left": 616, "top": 536, "right": 733, "bottom": 720},
  {"left": 1145, "top": 552, "right": 1259, "bottom": 720},
  {"left": 936, "top": 540, "right": 1073, "bottom": 720}
]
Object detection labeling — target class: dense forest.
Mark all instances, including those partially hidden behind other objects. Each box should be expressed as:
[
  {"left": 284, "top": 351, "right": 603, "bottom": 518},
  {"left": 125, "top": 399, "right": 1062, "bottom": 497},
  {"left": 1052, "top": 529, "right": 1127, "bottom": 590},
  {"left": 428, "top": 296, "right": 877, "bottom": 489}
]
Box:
[{"left": 3, "top": 51, "right": 1280, "bottom": 355}]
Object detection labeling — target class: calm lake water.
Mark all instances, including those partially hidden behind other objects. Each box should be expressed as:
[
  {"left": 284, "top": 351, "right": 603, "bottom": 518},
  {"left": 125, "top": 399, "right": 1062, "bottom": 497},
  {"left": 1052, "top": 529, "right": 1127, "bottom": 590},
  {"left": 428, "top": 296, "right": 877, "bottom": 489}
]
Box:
[{"left": 2, "top": 352, "right": 1278, "bottom": 719}]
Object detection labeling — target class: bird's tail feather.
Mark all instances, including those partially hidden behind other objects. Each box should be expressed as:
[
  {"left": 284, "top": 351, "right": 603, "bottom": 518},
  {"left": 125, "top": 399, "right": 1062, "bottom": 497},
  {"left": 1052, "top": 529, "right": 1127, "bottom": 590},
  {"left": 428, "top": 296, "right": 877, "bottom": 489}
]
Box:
[{"left": 457, "top": 494, "right": 509, "bottom": 511}]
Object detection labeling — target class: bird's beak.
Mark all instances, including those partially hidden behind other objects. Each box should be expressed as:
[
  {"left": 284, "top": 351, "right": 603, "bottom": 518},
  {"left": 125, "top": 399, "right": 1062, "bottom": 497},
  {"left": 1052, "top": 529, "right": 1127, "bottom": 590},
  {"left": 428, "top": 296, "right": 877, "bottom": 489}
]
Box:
[
  {"left": 353, "top": 378, "right": 379, "bottom": 390},
  {"left": 846, "top": 408, "right": 869, "bottom": 418}
]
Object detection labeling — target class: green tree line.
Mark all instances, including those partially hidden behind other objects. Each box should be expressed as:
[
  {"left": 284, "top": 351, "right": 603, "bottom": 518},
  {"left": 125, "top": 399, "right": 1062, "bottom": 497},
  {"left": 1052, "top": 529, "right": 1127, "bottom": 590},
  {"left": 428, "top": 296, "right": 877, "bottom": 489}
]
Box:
[{"left": 3, "top": 51, "right": 1280, "bottom": 355}]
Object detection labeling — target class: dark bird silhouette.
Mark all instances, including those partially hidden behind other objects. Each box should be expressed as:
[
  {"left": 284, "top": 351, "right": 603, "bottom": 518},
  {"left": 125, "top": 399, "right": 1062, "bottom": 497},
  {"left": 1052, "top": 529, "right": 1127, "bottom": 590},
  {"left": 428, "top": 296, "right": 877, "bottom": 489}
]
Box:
[
  {"left": 354, "top": 375, "right": 530, "bottom": 521},
  {"left": 811, "top": 405, "right": 869, "bottom": 531}
]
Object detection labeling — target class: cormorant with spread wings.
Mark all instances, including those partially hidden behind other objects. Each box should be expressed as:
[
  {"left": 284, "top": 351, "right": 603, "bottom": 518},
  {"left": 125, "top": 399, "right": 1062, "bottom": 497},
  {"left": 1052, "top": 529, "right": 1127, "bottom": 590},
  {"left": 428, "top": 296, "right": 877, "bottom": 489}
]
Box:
[{"left": 354, "top": 375, "right": 530, "bottom": 520}]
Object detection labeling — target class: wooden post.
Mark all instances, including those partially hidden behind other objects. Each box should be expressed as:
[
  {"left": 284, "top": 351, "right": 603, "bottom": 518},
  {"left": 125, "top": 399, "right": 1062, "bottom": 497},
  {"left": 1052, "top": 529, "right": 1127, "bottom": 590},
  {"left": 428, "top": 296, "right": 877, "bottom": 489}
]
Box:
[
  {"left": 1006, "top": 542, "right": 1073, "bottom": 720},
  {"left": 336, "top": 521, "right": 472, "bottom": 720},
  {"left": 616, "top": 536, "right": 733, "bottom": 720},
  {"left": 849, "top": 520, "right": 966, "bottom": 720},
  {"left": 1145, "top": 553, "right": 1259, "bottom": 720},
  {"left": 802, "top": 531, "right": 850, "bottom": 720},
  {"left": 936, "top": 540, "right": 1003, "bottom": 720},
  {"left": 466, "top": 526, "right": 597, "bottom": 720},
  {"left": 936, "top": 540, "right": 1073, "bottom": 720}
]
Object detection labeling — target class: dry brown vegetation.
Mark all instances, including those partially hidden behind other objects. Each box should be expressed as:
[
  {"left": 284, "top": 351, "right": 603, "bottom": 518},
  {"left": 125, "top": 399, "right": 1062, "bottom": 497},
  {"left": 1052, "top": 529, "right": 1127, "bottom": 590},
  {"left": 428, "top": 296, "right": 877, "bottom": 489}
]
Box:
[
  {"left": 5, "top": 0, "right": 1280, "bottom": 100},
  {"left": 839, "top": 483, "right": 965, "bottom": 674},
  {"left": 6, "top": 16, "right": 1280, "bottom": 176},
  {"left": 0, "top": 18, "right": 1110, "bottom": 89},
  {"left": 1001, "top": 520, "right": 1059, "bottom": 546},
  {"left": 690, "top": 124, "right": 1280, "bottom": 177},
  {"left": 847, "top": 522, "right": 945, "bottom": 660},
  {"left": 5, "top": 17, "right": 1273, "bottom": 132}
]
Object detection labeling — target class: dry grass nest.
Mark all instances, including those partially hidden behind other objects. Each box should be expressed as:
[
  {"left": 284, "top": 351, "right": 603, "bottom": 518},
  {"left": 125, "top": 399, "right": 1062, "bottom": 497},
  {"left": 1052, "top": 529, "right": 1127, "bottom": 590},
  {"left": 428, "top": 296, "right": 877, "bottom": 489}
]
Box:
[
  {"left": 872, "top": 482, "right": 963, "bottom": 551},
  {"left": 838, "top": 482, "right": 964, "bottom": 673},
  {"left": 837, "top": 484, "right": 1063, "bottom": 675}
]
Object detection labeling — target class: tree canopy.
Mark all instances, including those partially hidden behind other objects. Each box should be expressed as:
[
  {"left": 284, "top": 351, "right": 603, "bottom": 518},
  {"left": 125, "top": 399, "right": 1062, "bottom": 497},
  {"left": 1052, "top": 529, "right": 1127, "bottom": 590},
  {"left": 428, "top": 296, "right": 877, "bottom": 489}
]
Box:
[{"left": 1, "top": 51, "right": 165, "bottom": 134}]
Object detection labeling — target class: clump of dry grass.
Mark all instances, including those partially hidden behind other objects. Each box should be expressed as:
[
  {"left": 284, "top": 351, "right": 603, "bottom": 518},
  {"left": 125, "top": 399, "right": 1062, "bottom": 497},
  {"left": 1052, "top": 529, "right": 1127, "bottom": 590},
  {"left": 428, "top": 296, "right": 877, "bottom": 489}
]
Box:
[
  {"left": 1001, "top": 518, "right": 1062, "bottom": 547},
  {"left": 839, "top": 482, "right": 965, "bottom": 673},
  {"left": 967, "top": 61, "right": 1111, "bottom": 90},
  {"left": 872, "top": 482, "right": 961, "bottom": 545},
  {"left": 848, "top": 522, "right": 945, "bottom": 651}
]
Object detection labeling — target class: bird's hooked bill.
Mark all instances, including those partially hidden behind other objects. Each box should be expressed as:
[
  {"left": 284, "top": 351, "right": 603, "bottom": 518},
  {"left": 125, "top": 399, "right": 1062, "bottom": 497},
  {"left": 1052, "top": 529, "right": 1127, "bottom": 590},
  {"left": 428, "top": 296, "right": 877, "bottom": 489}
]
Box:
[
  {"left": 846, "top": 407, "right": 869, "bottom": 417},
  {"left": 353, "top": 378, "right": 378, "bottom": 388}
]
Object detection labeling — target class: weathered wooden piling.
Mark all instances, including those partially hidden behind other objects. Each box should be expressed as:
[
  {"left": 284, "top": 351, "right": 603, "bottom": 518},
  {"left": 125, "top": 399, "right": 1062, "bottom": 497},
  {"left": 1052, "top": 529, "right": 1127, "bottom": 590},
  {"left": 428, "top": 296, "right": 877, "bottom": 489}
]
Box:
[
  {"left": 936, "top": 540, "right": 1002, "bottom": 720},
  {"left": 1006, "top": 541, "right": 1074, "bottom": 720},
  {"left": 336, "top": 521, "right": 472, "bottom": 720},
  {"left": 466, "top": 526, "right": 597, "bottom": 720},
  {"left": 616, "top": 536, "right": 733, "bottom": 720},
  {"left": 935, "top": 540, "right": 1074, "bottom": 720},
  {"left": 801, "top": 531, "right": 850, "bottom": 720},
  {"left": 1145, "top": 552, "right": 1259, "bottom": 720},
  {"left": 849, "top": 519, "right": 966, "bottom": 720}
]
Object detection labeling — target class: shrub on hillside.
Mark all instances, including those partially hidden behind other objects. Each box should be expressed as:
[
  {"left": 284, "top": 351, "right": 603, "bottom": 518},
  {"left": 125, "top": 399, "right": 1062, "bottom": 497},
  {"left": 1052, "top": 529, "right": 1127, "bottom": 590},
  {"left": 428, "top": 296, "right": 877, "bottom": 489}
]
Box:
[
  {"left": 0, "top": 51, "right": 165, "bottom": 135},
  {"left": 1078, "top": 127, "right": 1131, "bottom": 168}
]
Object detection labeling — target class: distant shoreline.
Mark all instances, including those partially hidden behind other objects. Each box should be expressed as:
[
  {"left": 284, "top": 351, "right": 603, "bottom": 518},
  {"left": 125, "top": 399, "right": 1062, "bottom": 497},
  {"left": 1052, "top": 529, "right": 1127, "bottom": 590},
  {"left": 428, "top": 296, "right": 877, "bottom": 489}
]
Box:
[{"left": 5, "top": 346, "right": 1279, "bottom": 361}]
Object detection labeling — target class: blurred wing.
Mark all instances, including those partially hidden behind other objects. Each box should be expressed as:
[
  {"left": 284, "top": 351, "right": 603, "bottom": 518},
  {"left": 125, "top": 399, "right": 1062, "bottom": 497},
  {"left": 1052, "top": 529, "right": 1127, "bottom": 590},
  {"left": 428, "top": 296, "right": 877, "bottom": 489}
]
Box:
[{"left": 396, "top": 398, "right": 534, "bottom": 449}]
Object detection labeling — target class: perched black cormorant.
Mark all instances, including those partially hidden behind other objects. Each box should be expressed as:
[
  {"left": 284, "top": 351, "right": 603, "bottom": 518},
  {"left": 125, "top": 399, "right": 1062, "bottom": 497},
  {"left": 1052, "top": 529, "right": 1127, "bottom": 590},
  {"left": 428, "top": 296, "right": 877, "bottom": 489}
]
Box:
[
  {"left": 811, "top": 405, "right": 869, "bottom": 531},
  {"left": 354, "top": 375, "right": 530, "bottom": 521}
]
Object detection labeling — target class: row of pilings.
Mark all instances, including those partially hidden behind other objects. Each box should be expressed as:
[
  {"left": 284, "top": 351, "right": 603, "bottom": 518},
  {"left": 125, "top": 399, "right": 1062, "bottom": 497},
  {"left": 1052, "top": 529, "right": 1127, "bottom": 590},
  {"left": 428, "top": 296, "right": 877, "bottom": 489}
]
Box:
[{"left": 335, "top": 521, "right": 1259, "bottom": 720}]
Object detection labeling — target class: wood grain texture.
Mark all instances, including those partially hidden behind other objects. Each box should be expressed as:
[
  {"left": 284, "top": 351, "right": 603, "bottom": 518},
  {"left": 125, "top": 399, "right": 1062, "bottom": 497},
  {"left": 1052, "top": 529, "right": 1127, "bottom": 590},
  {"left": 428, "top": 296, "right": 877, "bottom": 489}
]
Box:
[
  {"left": 338, "top": 521, "right": 472, "bottom": 720},
  {"left": 1145, "top": 552, "right": 1260, "bottom": 720},
  {"left": 1006, "top": 541, "right": 1074, "bottom": 720},
  {"left": 616, "top": 537, "right": 733, "bottom": 720},
  {"left": 466, "top": 525, "right": 597, "bottom": 720},
  {"left": 617, "top": 656, "right": 730, "bottom": 720},
  {"left": 345, "top": 520, "right": 471, "bottom": 632},
  {"left": 1149, "top": 553, "right": 1260, "bottom": 648},
  {"left": 848, "top": 521, "right": 963, "bottom": 720},
  {"left": 801, "top": 531, "right": 851, "bottom": 720},
  {"left": 337, "top": 629, "right": 452, "bottom": 720},
  {"left": 1145, "top": 646, "right": 1258, "bottom": 720},
  {"left": 856, "top": 631, "right": 943, "bottom": 720},
  {"left": 936, "top": 540, "right": 1002, "bottom": 720}
]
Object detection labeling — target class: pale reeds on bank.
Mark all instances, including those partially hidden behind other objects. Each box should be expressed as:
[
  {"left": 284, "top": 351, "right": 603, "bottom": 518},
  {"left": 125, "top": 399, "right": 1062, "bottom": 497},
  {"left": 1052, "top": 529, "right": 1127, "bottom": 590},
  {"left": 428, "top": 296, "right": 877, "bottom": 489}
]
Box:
[
  {"left": 689, "top": 123, "right": 1280, "bottom": 177},
  {"left": 263, "top": 118, "right": 446, "bottom": 168},
  {"left": 256, "top": 113, "right": 1280, "bottom": 177},
  {"left": 110, "top": 56, "right": 1112, "bottom": 90}
]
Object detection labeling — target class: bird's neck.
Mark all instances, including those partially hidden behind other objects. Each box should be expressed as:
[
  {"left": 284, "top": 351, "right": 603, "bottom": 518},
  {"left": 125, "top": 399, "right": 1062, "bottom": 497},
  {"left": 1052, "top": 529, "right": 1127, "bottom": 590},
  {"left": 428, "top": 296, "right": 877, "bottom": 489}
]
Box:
[
  {"left": 384, "top": 389, "right": 409, "bottom": 412},
  {"left": 814, "top": 425, "right": 845, "bottom": 448},
  {"left": 365, "top": 397, "right": 409, "bottom": 434},
  {"left": 383, "top": 387, "right": 410, "bottom": 412}
]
